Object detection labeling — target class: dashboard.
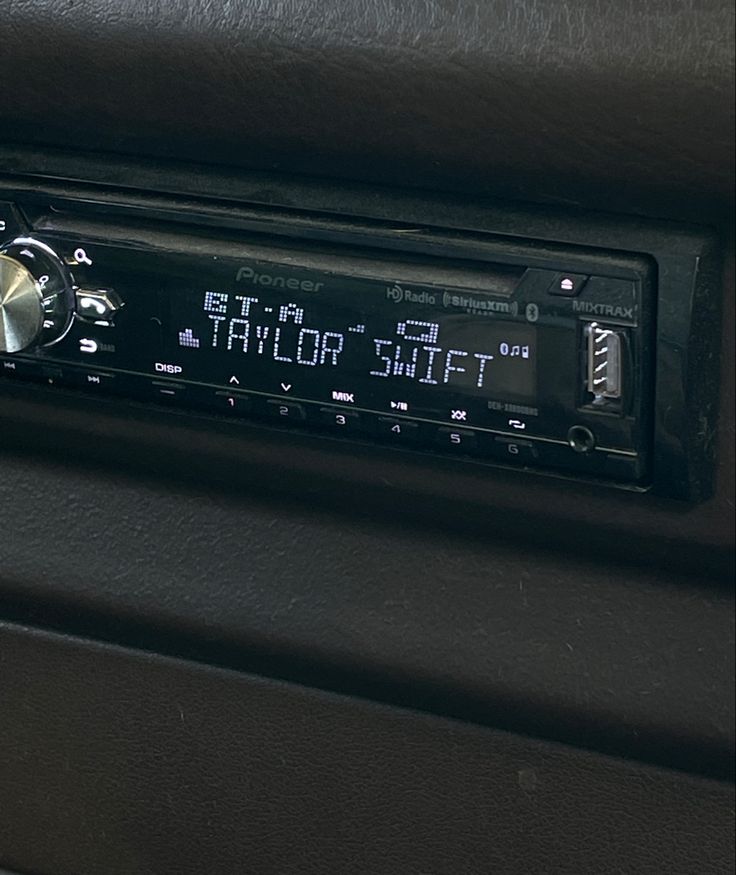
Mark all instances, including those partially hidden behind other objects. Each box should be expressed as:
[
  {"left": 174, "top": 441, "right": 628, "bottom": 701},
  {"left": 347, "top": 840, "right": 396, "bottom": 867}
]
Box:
[{"left": 0, "top": 3, "right": 733, "bottom": 874}]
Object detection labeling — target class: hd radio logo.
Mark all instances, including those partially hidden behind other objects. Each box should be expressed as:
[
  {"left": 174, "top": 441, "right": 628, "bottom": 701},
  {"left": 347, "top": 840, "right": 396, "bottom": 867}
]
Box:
[{"left": 386, "top": 283, "right": 437, "bottom": 305}]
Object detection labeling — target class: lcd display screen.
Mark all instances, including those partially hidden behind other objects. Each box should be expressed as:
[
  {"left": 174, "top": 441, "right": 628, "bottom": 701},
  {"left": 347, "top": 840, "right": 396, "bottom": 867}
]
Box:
[{"left": 165, "top": 272, "right": 537, "bottom": 415}]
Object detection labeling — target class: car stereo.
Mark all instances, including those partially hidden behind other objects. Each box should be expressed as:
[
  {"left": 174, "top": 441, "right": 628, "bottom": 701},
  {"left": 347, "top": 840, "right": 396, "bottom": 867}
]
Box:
[{"left": 0, "top": 191, "right": 719, "bottom": 500}]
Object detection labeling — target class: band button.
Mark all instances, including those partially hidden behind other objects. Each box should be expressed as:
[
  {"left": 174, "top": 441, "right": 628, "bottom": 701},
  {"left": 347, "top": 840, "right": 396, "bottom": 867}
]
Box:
[{"left": 436, "top": 427, "right": 478, "bottom": 452}]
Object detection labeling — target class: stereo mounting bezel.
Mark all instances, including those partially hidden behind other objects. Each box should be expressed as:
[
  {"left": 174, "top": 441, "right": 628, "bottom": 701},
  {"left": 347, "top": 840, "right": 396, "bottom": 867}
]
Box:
[{"left": 0, "top": 175, "right": 722, "bottom": 501}]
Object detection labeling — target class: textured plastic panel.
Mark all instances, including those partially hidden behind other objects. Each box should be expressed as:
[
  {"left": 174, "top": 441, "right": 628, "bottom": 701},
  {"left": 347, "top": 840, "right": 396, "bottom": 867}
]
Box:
[
  {"left": 0, "top": 623, "right": 734, "bottom": 875},
  {"left": 0, "top": 1, "right": 733, "bottom": 218}
]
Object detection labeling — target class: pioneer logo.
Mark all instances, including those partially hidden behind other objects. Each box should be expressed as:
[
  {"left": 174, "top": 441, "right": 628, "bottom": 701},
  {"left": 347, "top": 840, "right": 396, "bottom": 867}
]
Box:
[
  {"left": 572, "top": 300, "right": 635, "bottom": 320},
  {"left": 235, "top": 266, "right": 324, "bottom": 292}
]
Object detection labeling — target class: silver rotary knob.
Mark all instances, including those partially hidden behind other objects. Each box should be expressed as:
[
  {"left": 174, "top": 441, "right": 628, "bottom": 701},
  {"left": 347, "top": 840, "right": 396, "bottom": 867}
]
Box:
[
  {"left": 0, "top": 238, "right": 75, "bottom": 354},
  {"left": 0, "top": 255, "right": 43, "bottom": 353}
]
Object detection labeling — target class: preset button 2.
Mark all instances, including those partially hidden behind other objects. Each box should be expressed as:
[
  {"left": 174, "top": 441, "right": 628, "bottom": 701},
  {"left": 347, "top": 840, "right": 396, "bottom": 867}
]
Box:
[{"left": 267, "top": 399, "right": 307, "bottom": 421}]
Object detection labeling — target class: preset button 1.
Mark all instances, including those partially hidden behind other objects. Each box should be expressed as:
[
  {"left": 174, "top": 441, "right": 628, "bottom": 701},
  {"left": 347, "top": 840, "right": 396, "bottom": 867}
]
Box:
[{"left": 212, "top": 390, "right": 251, "bottom": 413}]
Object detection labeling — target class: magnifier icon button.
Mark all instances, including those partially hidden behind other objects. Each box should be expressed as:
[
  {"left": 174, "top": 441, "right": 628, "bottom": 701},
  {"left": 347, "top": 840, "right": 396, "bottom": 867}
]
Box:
[{"left": 74, "top": 248, "right": 92, "bottom": 266}]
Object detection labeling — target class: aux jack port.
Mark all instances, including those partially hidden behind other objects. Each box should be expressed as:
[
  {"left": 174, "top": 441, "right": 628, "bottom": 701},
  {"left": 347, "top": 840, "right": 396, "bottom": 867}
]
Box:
[{"left": 567, "top": 425, "right": 596, "bottom": 454}]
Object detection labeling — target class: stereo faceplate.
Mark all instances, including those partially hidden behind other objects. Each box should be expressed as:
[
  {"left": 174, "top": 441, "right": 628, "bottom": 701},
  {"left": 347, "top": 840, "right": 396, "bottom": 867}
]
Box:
[{"left": 0, "top": 187, "right": 719, "bottom": 500}]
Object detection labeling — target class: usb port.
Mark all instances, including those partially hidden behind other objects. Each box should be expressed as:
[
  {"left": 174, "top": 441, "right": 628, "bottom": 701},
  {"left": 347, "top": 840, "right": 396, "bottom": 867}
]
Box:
[{"left": 585, "top": 322, "right": 623, "bottom": 401}]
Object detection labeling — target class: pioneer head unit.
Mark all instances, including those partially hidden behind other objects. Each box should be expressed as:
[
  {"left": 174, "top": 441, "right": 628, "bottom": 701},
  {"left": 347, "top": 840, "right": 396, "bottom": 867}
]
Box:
[{"left": 0, "top": 192, "right": 719, "bottom": 500}]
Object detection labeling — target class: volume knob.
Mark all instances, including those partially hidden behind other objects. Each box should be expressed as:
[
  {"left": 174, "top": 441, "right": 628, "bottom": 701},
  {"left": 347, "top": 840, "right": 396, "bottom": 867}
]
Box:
[
  {"left": 0, "top": 255, "right": 43, "bottom": 353},
  {"left": 0, "top": 238, "right": 75, "bottom": 354}
]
